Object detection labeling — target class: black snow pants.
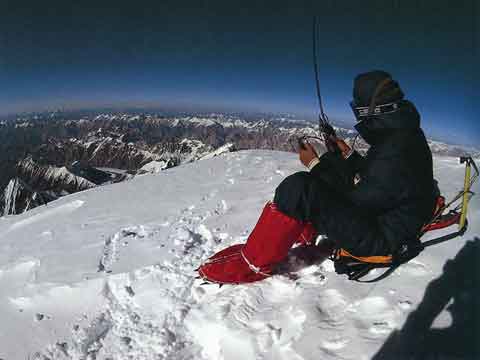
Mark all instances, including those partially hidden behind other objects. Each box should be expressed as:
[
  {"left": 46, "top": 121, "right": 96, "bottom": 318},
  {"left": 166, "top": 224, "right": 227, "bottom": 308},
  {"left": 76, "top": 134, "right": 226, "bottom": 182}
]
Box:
[{"left": 273, "top": 171, "right": 392, "bottom": 256}]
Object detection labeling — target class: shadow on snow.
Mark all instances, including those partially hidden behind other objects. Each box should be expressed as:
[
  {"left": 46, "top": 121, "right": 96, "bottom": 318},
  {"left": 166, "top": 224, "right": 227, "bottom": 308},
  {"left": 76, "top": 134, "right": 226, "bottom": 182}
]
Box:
[{"left": 373, "top": 237, "right": 480, "bottom": 360}]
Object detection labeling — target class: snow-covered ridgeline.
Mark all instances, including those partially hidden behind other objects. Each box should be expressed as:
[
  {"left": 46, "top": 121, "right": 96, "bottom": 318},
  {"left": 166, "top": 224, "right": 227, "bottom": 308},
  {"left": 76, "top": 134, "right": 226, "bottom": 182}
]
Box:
[
  {"left": 199, "top": 143, "right": 235, "bottom": 160},
  {"left": 139, "top": 160, "right": 169, "bottom": 174},
  {"left": 18, "top": 157, "right": 95, "bottom": 190},
  {"left": 0, "top": 150, "right": 477, "bottom": 359},
  {"left": 14, "top": 121, "right": 33, "bottom": 128},
  {"left": 2, "top": 178, "right": 20, "bottom": 216},
  {"left": 68, "top": 135, "right": 164, "bottom": 168},
  {"left": 9, "top": 112, "right": 478, "bottom": 158},
  {"left": 178, "top": 138, "right": 214, "bottom": 160},
  {"left": 139, "top": 142, "right": 235, "bottom": 174},
  {"left": 151, "top": 139, "right": 234, "bottom": 166},
  {"left": 88, "top": 137, "right": 115, "bottom": 161},
  {"left": 1, "top": 178, "right": 46, "bottom": 216},
  {"left": 427, "top": 140, "right": 479, "bottom": 158},
  {"left": 184, "top": 117, "right": 219, "bottom": 127},
  {"left": 0, "top": 158, "right": 97, "bottom": 216},
  {"left": 125, "top": 115, "right": 478, "bottom": 157}
]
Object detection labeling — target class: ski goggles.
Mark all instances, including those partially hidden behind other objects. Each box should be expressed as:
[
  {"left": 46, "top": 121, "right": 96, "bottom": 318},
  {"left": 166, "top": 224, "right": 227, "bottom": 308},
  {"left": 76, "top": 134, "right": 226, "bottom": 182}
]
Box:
[{"left": 350, "top": 101, "right": 400, "bottom": 119}]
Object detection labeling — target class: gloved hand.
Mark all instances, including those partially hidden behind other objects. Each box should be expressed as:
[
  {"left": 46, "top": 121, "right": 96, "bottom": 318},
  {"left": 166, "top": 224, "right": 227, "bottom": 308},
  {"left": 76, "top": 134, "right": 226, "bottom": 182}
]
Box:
[{"left": 328, "top": 135, "right": 352, "bottom": 159}]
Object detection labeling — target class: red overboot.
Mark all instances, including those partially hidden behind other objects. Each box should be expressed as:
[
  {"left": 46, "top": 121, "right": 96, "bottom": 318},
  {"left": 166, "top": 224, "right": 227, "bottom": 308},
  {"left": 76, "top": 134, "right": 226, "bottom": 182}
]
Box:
[{"left": 198, "top": 202, "right": 305, "bottom": 284}]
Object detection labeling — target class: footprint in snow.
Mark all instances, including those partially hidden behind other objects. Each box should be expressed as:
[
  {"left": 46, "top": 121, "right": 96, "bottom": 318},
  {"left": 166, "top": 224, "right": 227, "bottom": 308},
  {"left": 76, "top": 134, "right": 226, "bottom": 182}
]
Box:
[
  {"left": 315, "top": 289, "right": 348, "bottom": 328},
  {"left": 171, "top": 224, "right": 217, "bottom": 257},
  {"left": 35, "top": 313, "right": 51, "bottom": 322},
  {"left": 397, "top": 259, "right": 430, "bottom": 276},
  {"left": 320, "top": 336, "right": 350, "bottom": 353},
  {"left": 0, "top": 258, "right": 41, "bottom": 288},
  {"left": 348, "top": 296, "right": 399, "bottom": 338},
  {"left": 213, "top": 200, "right": 229, "bottom": 214},
  {"left": 98, "top": 226, "right": 151, "bottom": 273},
  {"left": 397, "top": 299, "right": 413, "bottom": 311},
  {"left": 181, "top": 205, "right": 195, "bottom": 214},
  {"left": 201, "top": 190, "right": 218, "bottom": 201}
]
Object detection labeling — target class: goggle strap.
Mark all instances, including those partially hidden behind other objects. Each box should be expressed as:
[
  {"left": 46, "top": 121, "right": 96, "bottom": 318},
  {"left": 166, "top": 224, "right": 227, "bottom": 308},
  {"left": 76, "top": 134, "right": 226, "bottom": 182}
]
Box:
[{"left": 352, "top": 101, "right": 400, "bottom": 117}]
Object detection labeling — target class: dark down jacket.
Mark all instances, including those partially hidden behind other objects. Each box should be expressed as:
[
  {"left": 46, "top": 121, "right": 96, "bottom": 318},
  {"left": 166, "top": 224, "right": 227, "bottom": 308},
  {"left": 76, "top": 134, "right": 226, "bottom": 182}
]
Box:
[{"left": 308, "top": 100, "right": 437, "bottom": 256}]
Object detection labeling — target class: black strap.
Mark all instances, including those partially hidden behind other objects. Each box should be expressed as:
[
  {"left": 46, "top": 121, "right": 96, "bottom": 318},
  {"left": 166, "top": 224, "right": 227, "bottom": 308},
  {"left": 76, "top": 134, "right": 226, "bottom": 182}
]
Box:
[
  {"left": 347, "top": 222, "right": 469, "bottom": 283},
  {"left": 352, "top": 244, "right": 423, "bottom": 282},
  {"left": 422, "top": 220, "right": 468, "bottom": 248},
  {"left": 353, "top": 264, "right": 400, "bottom": 283}
]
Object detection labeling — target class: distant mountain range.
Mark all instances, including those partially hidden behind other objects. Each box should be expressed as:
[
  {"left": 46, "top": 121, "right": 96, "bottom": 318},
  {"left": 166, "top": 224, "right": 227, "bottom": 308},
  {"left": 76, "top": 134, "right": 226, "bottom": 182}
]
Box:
[{"left": 1, "top": 111, "right": 478, "bottom": 215}]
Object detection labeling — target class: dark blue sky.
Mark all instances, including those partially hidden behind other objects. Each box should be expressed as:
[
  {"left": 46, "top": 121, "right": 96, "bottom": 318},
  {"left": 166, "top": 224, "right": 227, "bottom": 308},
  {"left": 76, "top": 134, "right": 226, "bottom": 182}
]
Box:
[{"left": 0, "top": 0, "right": 477, "bottom": 145}]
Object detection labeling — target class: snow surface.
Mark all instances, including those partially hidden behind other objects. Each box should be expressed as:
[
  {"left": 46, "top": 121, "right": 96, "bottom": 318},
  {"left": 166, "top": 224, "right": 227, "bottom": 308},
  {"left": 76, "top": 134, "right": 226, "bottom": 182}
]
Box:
[{"left": 0, "top": 150, "right": 478, "bottom": 359}]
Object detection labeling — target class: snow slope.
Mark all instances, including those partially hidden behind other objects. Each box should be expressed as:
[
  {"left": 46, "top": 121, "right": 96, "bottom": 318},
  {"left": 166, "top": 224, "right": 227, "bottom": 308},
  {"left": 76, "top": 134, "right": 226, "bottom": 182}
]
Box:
[{"left": 0, "top": 150, "right": 478, "bottom": 359}]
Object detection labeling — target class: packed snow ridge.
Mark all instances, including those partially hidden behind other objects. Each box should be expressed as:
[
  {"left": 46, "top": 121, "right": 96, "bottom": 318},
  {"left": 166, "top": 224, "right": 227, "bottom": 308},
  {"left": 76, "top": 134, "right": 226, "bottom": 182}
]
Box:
[{"left": 0, "top": 150, "right": 477, "bottom": 359}]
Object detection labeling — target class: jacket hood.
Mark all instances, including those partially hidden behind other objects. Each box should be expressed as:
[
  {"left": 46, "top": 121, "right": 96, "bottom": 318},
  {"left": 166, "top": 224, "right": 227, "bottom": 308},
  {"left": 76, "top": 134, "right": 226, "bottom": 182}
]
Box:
[{"left": 354, "top": 100, "right": 420, "bottom": 146}]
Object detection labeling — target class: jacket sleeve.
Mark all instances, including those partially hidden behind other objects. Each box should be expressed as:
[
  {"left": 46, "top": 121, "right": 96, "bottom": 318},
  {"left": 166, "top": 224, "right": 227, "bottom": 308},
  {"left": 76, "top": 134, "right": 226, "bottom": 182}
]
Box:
[
  {"left": 345, "top": 151, "right": 365, "bottom": 174},
  {"left": 309, "top": 151, "right": 357, "bottom": 192},
  {"left": 346, "top": 156, "right": 400, "bottom": 211}
]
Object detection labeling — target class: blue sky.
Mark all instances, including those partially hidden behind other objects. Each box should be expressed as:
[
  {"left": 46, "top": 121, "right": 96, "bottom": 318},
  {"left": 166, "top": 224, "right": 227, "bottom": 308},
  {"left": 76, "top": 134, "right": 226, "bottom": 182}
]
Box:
[{"left": 0, "top": 1, "right": 477, "bottom": 145}]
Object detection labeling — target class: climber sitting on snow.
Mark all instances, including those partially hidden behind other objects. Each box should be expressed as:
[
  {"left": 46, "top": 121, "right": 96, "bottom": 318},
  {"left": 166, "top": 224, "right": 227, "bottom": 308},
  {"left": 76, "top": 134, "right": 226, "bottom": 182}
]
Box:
[{"left": 198, "top": 70, "right": 438, "bottom": 284}]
